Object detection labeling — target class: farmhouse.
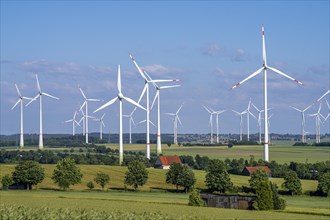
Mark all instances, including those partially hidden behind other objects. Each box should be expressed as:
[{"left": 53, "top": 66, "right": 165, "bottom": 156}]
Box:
[
  {"left": 154, "top": 155, "right": 182, "bottom": 169},
  {"left": 242, "top": 166, "right": 272, "bottom": 177}
]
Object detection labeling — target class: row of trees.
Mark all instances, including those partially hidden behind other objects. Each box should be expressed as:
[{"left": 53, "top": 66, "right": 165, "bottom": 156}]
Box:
[{"left": 1, "top": 159, "right": 149, "bottom": 191}]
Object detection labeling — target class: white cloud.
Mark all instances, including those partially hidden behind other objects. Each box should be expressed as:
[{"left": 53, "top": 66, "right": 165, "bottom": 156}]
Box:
[
  {"left": 142, "top": 64, "right": 182, "bottom": 76},
  {"left": 231, "top": 48, "right": 249, "bottom": 62},
  {"left": 22, "top": 59, "right": 80, "bottom": 75},
  {"left": 202, "top": 43, "right": 225, "bottom": 56}
]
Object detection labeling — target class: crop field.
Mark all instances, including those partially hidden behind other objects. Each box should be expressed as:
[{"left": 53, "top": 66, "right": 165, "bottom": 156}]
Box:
[{"left": 1, "top": 190, "right": 329, "bottom": 220}]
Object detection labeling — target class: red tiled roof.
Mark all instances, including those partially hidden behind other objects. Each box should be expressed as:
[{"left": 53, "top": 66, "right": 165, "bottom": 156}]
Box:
[
  {"left": 245, "top": 166, "right": 271, "bottom": 174},
  {"left": 158, "top": 156, "right": 182, "bottom": 166}
]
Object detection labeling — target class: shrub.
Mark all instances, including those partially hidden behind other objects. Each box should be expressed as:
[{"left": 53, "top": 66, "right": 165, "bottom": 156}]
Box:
[
  {"left": 188, "top": 189, "right": 204, "bottom": 206},
  {"left": 1, "top": 174, "right": 14, "bottom": 190},
  {"left": 124, "top": 160, "right": 148, "bottom": 190},
  {"left": 86, "top": 181, "right": 94, "bottom": 190},
  {"left": 317, "top": 172, "right": 330, "bottom": 196},
  {"left": 94, "top": 172, "right": 110, "bottom": 191},
  {"left": 270, "top": 182, "right": 286, "bottom": 210}
]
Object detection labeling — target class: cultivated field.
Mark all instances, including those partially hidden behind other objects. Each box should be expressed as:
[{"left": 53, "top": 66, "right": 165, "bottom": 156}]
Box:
[{"left": 1, "top": 190, "right": 329, "bottom": 219}]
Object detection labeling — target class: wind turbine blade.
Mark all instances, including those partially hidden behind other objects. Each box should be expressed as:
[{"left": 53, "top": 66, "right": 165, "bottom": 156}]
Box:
[
  {"left": 117, "top": 65, "right": 122, "bottom": 93},
  {"left": 101, "top": 113, "right": 106, "bottom": 120},
  {"left": 149, "top": 120, "right": 156, "bottom": 127},
  {"left": 42, "top": 92, "right": 59, "bottom": 100},
  {"left": 164, "top": 113, "right": 175, "bottom": 116},
  {"left": 78, "top": 117, "right": 84, "bottom": 124},
  {"left": 137, "top": 119, "right": 147, "bottom": 125},
  {"left": 74, "top": 120, "right": 80, "bottom": 126},
  {"left": 102, "top": 121, "right": 105, "bottom": 127},
  {"left": 177, "top": 116, "right": 183, "bottom": 127},
  {"left": 79, "top": 101, "right": 86, "bottom": 112},
  {"left": 87, "top": 98, "right": 101, "bottom": 102},
  {"left": 73, "top": 111, "right": 77, "bottom": 119},
  {"left": 303, "top": 104, "right": 314, "bottom": 112},
  {"left": 290, "top": 106, "right": 303, "bottom": 112},
  {"left": 262, "top": 24, "right": 267, "bottom": 65},
  {"left": 267, "top": 66, "right": 304, "bottom": 85},
  {"left": 22, "top": 96, "right": 33, "bottom": 100},
  {"left": 326, "top": 100, "right": 330, "bottom": 110},
  {"left": 131, "top": 117, "right": 136, "bottom": 127},
  {"left": 249, "top": 111, "right": 257, "bottom": 119},
  {"left": 128, "top": 53, "right": 149, "bottom": 81},
  {"left": 122, "top": 115, "right": 129, "bottom": 117},
  {"left": 123, "top": 96, "right": 147, "bottom": 111},
  {"left": 87, "top": 115, "right": 95, "bottom": 119},
  {"left": 137, "top": 84, "right": 148, "bottom": 104},
  {"left": 251, "top": 102, "right": 260, "bottom": 112},
  {"left": 25, "top": 94, "right": 39, "bottom": 107},
  {"left": 11, "top": 99, "right": 21, "bottom": 110},
  {"left": 151, "top": 92, "right": 159, "bottom": 110},
  {"left": 232, "top": 110, "right": 240, "bottom": 115},
  {"left": 79, "top": 87, "right": 87, "bottom": 100},
  {"left": 94, "top": 97, "right": 118, "bottom": 113},
  {"left": 35, "top": 74, "right": 41, "bottom": 92},
  {"left": 230, "top": 67, "right": 264, "bottom": 90},
  {"left": 152, "top": 79, "right": 180, "bottom": 83},
  {"left": 159, "top": 85, "right": 181, "bottom": 89},
  {"left": 176, "top": 104, "right": 184, "bottom": 114},
  {"left": 203, "top": 105, "right": 212, "bottom": 114},
  {"left": 93, "top": 118, "right": 99, "bottom": 121},
  {"left": 317, "top": 89, "right": 330, "bottom": 102},
  {"left": 15, "top": 84, "right": 22, "bottom": 97},
  {"left": 65, "top": 119, "right": 73, "bottom": 123}
]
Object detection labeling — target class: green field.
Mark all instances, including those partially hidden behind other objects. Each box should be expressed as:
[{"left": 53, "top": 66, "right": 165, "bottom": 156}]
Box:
[{"left": 0, "top": 190, "right": 329, "bottom": 219}]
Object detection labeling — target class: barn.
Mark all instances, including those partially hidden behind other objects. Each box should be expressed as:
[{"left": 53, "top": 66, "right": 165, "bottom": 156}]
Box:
[
  {"left": 241, "top": 166, "right": 272, "bottom": 177},
  {"left": 154, "top": 155, "right": 182, "bottom": 169}
]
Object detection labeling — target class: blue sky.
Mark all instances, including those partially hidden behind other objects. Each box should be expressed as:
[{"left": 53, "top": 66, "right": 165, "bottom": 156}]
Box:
[{"left": 1, "top": 1, "right": 329, "bottom": 136}]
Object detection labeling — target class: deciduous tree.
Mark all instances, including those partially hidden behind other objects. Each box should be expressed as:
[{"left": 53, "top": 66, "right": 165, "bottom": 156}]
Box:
[
  {"left": 282, "top": 171, "right": 302, "bottom": 195},
  {"left": 52, "top": 158, "right": 83, "bottom": 190},
  {"left": 94, "top": 172, "right": 110, "bottom": 191},
  {"left": 205, "top": 159, "right": 233, "bottom": 193},
  {"left": 12, "top": 160, "right": 45, "bottom": 190},
  {"left": 124, "top": 160, "right": 148, "bottom": 190},
  {"left": 317, "top": 172, "right": 330, "bottom": 196}
]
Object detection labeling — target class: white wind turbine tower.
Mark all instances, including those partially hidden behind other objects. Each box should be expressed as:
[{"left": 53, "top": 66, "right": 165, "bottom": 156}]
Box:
[
  {"left": 11, "top": 84, "right": 32, "bottom": 148},
  {"left": 129, "top": 53, "right": 180, "bottom": 156},
  {"left": 64, "top": 110, "right": 80, "bottom": 136},
  {"left": 290, "top": 104, "right": 313, "bottom": 143},
  {"left": 123, "top": 110, "right": 136, "bottom": 144},
  {"left": 203, "top": 106, "right": 216, "bottom": 144},
  {"left": 214, "top": 109, "right": 226, "bottom": 144},
  {"left": 245, "top": 99, "right": 256, "bottom": 141},
  {"left": 78, "top": 103, "right": 86, "bottom": 136},
  {"left": 165, "top": 104, "right": 183, "bottom": 145},
  {"left": 232, "top": 110, "right": 247, "bottom": 141},
  {"left": 94, "top": 65, "right": 146, "bottom": 165},
  {"left": 308, "top": 103, "right": 325, "bottom": 143},
  {"left": 230, "top": 25, "right": 304, "bottom": 162},
  {"left": 26, "top": 74, "right": 59, "bottom": 149},
  {"left": 79, "top": 86, "right": 101, "bottom": 144},
  {"left": 94, "top": 113, "right": 106, "bottom": 140}
]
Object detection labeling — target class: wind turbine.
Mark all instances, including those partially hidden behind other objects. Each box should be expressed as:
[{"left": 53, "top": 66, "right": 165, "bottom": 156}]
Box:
[
  {"left": 251, "top": 102, "right": 264, "bottom": 144},
  {"left": 165, "top": 104, "right": 183, "bottom": 145},
  {"left": 290, "top": 104, "right": 313, "bottom": 143},
  {"left": 245, "top": 99, "right": 256, "bottom": 141},
  {"left": 94, "top": 65, "right": 146, "bottom": 165},
  {"left": 64, "top": 110, "right": 80, "bottom": 136},
  {"left": 230, "top": 25, "right": 304, "bottom": 162},
  {"left": 26, "top": 74, "right": 59, "bottom": 149},
  {"left": 137, "top": 119, "right": 156, "bottom": 128},
  {"left": 123, "top": 110, "right": 136, "bottom": 144},
  {"left": 94, "top": 113, "right": 106, "bottom": 140},
  {"left": 11, "top": 84, "right": 32, "bottom": 148},
  {"left": 129, "top": 53, "right": 180, "bottom": 156},
  {"left": 203, "top": 106, "right": 216, "bottom": 144},
  {"left": 79, "top": 86, "right": 101, "bottom": 144},
  {"left": 308, "top": 102, "right": 325, "bottom": 143},
  {"left": 232, "top": 110, "right": 247, "bottom": 141},
  {"left": 214, "top": 109, "right": 227, "bottom": 144}
]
